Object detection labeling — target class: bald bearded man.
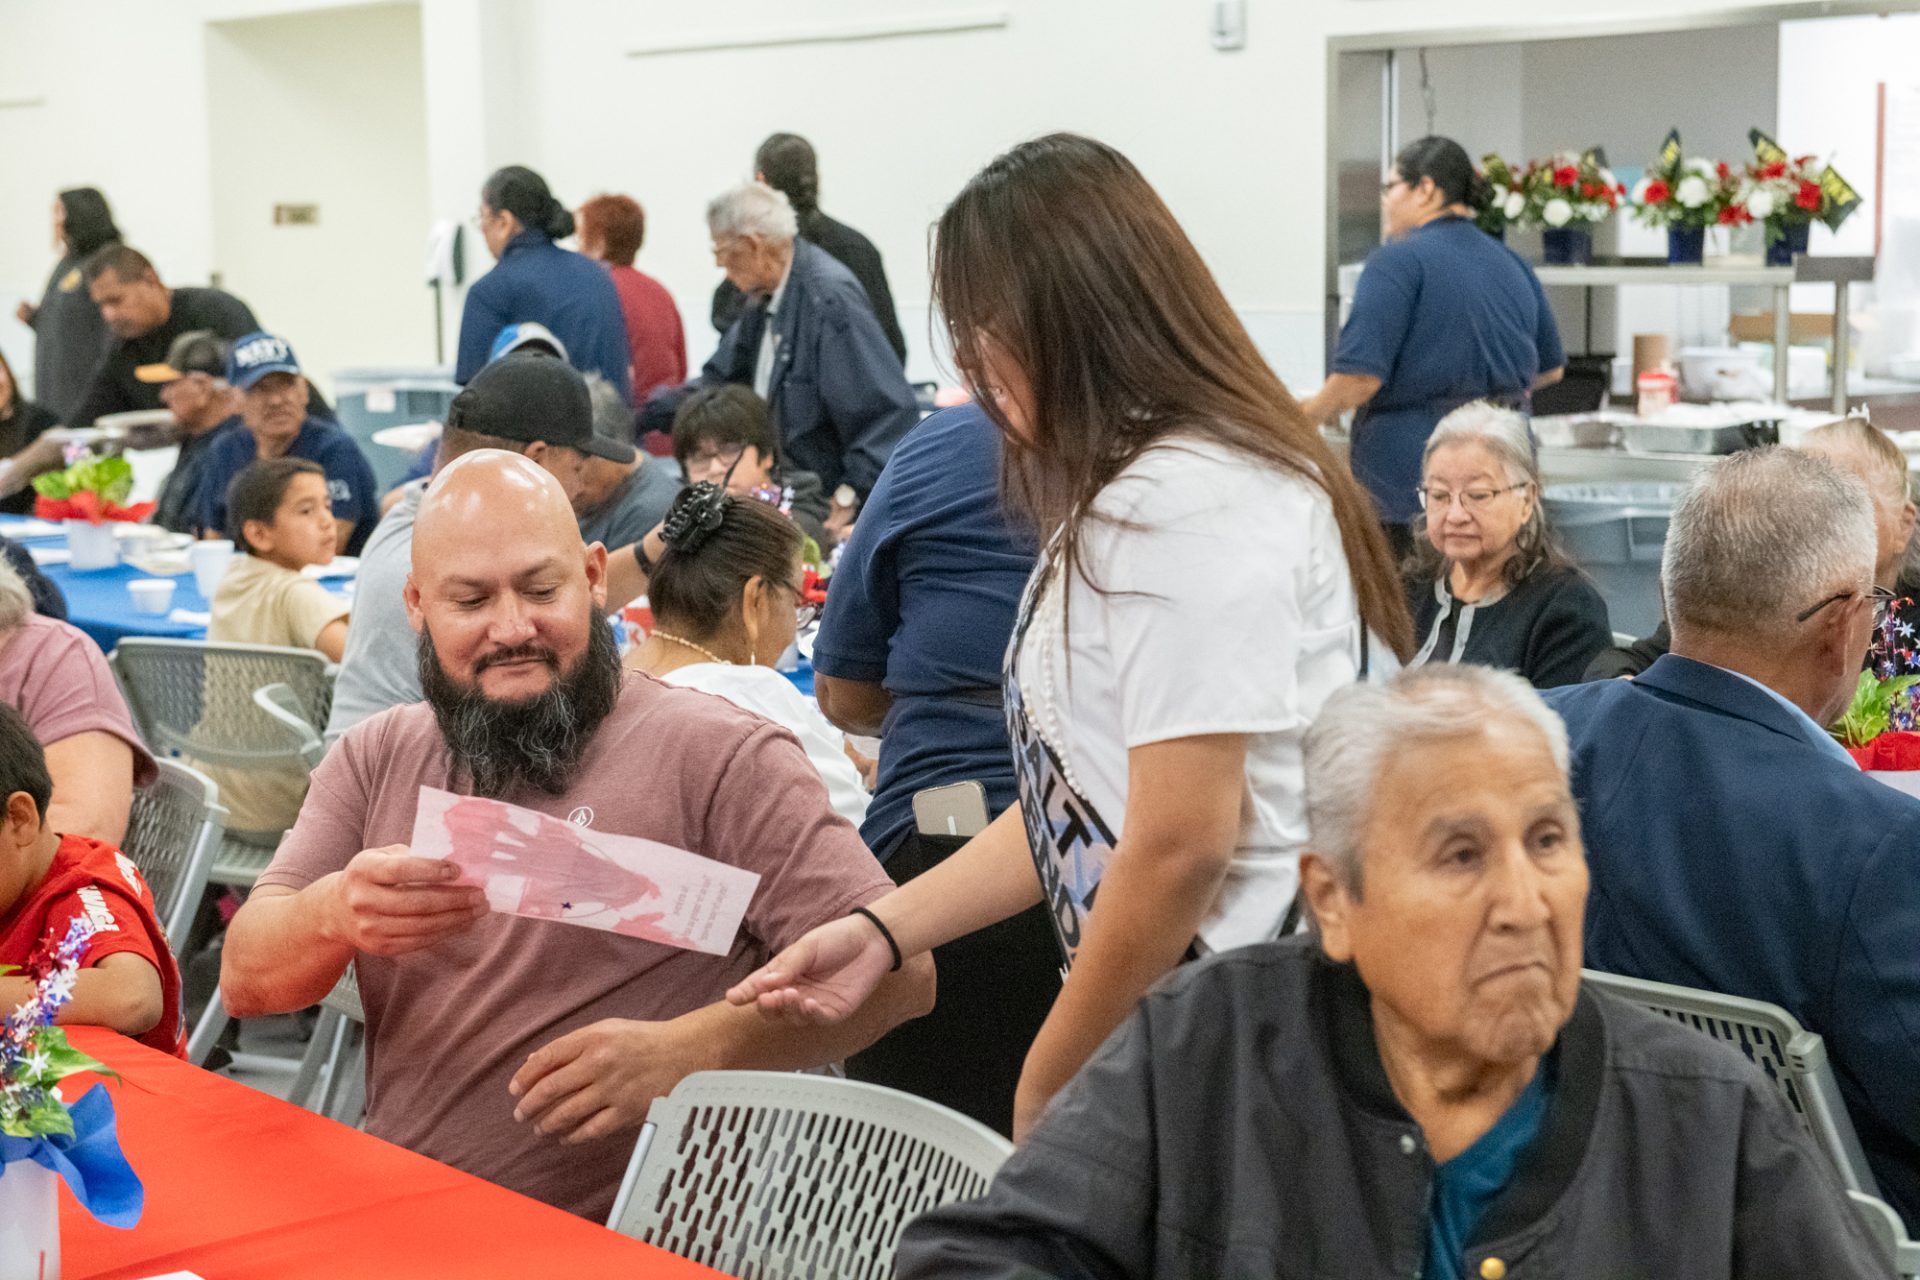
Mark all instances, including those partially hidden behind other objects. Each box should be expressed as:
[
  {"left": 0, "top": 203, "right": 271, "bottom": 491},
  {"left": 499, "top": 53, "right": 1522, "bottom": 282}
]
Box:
[{"left": 221, "top": 451, "right": 931, "bottom": 1219}]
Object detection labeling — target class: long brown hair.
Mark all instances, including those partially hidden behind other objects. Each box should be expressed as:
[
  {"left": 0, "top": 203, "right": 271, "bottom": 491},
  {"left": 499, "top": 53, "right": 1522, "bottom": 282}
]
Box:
[{"left": 932, "top": 133, "right": 1413, "bottom": 659}]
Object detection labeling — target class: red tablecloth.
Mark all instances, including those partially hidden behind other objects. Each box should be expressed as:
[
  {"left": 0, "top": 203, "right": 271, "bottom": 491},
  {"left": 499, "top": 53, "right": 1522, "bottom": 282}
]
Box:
[{"left": 59, "top": 1027, "right": 727, "bottom": 1279}]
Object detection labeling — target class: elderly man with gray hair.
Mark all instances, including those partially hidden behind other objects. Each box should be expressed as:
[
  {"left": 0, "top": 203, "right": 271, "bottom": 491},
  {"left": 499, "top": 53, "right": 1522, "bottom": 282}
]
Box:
[
  {"left": 898, "top": 663, "right": 1887, "bottom": 1278},
  {"left": 1545, "top": 445, "right": 1920, "bottom": 1231},
  {"left": 639, "top": 180, "right": 917, "bottom": 538}
]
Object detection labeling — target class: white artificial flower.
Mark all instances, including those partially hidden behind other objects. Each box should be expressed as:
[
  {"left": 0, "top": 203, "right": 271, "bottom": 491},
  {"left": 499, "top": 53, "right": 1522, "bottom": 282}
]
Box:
[
  {"left": 1676, "top": 175, "right": 1712, "bottom": 209},
  {"left": 1492, "top": 184, "right": 1509, "bottom": 204},
  {"left": 1504, "top": 191, "right": 1526, "bottom": 219},
  {"left": 1684, "top": 157, "right": 1717, "bottom": 178},
  {"left": 1543, "top": 197, "right": 1574, "bottom": 228},
  {"left": 1747, "top": 189, "right": 1776, "bottom": 220},
  {"left": 1632, "top": 177, "right": 1654, "bottom": 205}
]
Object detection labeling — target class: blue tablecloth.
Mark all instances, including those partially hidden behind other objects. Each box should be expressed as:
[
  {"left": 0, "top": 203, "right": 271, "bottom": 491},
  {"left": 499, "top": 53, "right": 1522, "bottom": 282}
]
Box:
[
  {"left": 0, "top": 516, "right": 351, "bottom": 653},
  {"left": 45, "top": 560, "right": 211, "bottom": 648}
]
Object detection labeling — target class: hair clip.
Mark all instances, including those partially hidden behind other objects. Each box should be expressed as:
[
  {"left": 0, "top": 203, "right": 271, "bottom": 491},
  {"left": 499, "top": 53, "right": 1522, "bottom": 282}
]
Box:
[{"left": 661, "top": 482, "right": 731, "bottom": 555}]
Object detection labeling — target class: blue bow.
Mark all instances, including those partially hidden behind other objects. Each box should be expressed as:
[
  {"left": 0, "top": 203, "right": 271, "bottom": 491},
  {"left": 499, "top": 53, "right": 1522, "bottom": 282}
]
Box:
[{"left": 0, "top": 1084, "right": 143, "bottom": 1227}]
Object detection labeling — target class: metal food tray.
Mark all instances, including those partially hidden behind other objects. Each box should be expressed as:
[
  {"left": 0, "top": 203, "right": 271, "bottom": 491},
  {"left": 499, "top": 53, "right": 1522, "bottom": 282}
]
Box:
[{"left": 1617, "top": 419, "right": 1778, "bottom": 455}]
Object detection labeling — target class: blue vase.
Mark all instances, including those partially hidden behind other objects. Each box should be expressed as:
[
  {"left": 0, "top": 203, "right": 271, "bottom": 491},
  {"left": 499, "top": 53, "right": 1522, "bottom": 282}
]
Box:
[
  {"left": 1668, "top": 226, "right": 1706, "bottom": 265},
  {"left": 1542, "top": 227, "right": 1592, "bottom": 265},
  {"left": 1765, "top": 220, "right": 1811, "bottom": 266}
]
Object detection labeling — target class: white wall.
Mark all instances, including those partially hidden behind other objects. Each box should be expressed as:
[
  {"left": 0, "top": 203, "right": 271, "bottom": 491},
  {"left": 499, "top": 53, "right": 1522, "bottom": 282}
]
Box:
[
  {"left": 0, "top": 0, "right": 1900, "bottom": 405},
  {"left": 204, "top": 3, "right": 434, "bottom": 399}
]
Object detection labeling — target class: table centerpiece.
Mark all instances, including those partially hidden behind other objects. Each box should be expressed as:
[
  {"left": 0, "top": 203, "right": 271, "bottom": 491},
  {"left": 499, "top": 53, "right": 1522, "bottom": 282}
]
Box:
[{"left": 30, "top": 452, "right": 155, "bottom": 571}]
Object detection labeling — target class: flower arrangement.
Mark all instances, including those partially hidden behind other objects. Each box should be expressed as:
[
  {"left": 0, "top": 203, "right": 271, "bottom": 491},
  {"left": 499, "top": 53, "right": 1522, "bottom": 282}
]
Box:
[
  {"left": 1739, "top": 155, "right": 1828, "bottom": 234},
  {"left": 1740, "top": 132, "right": 1862, "bottom": 264},
  {"left": 1475, "top": 153, "right": 1529, "bottom": 238},
  {"left": 1520, "top": 151, "right": 1626, "bottom": 230},
  {"left": 0, "top": 917, "right": 144, "bottom": 1235},
  {"left": 1631, "top": 154, "right": 1745, "bottom": 231},
  {"left": 30, "top": 452, "right": 154, "bottom": 525},
  {"left": 1831, "top": 596, "right": 1920, "bottom": 785}
]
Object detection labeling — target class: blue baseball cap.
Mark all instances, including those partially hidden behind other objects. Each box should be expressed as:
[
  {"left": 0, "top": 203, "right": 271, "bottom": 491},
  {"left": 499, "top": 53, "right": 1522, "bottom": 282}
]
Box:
[
  {"left": 227, "top": 331, "right": 303, "bottom": 390},
  {"left": 488, "top": 321, "right": 569, "bottom": 364}
]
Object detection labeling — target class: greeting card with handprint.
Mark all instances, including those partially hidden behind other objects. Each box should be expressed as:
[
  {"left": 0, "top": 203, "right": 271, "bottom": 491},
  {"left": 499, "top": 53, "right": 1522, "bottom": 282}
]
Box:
[{"left": 409, "top": 787, "right": 760, "bottom": 955}]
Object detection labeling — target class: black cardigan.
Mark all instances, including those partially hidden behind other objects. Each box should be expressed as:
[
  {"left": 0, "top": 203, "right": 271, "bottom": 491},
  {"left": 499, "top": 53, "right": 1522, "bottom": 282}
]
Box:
[{"left": 1409, "top": 563, "right": 1612, "bottom": 689}]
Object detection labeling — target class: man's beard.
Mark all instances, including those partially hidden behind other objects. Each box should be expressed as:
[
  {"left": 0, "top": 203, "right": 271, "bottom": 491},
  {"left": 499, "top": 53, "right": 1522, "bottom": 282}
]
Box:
[{"left": 418, "top": 612, "right": 623, "bottom": 798}]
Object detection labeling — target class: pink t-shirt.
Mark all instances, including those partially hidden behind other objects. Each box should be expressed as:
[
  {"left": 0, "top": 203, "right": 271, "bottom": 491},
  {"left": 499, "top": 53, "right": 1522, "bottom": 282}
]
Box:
[
  {"left": 257, "top": 671, "right": 893, "bottom": 1220},
  {"left": 0, "top": 614, "right": 157, "bottom": 786}
]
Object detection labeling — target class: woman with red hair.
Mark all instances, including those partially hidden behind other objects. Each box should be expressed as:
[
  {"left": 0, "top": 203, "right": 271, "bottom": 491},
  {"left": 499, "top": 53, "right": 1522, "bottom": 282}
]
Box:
[{"left": 578, "top": 193, "right": 686, "bottom": 405}]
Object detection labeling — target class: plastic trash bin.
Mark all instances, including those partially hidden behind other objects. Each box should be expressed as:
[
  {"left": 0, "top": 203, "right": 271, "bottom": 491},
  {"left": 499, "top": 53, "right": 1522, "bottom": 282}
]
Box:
[
  {"left": 1544, "top": 482, "right": 1684, "bottom": 639},
  {"left": 331, "top": 366, "right": 459, "bottom": 492}
]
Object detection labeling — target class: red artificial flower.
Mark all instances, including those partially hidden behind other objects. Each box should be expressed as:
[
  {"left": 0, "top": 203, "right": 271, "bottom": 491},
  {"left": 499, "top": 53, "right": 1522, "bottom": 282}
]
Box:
[
  {"left": 1796, "top": 180, "right": 1823, "bottom": 211},
  {"left": 1848, "top": 730, "right": 1920, "bottom": 771},
  {"left": 1717, "top": 204, "right": 1751, "bottom": 225},
  {"left": 1553, "top": 165, "right": 1577, "bottom": 188},
  {"left": 798, "top": 564, "right": 830, "bottom": 606},
  {"left": 1716, "top": 161, "right": 1730, "bottom": 179},
  {"left": 33, "top": 492, "right": 155, "bottom": 525},
  {"left": 1580, "top": 181, "right": 1601, "bottom": 199},
  {"left": 1644, "top": 179, "right": 1671, "bottom": 205},
  {"left": 1759, "top": 161, "right": 1788, "bottom": 180}
]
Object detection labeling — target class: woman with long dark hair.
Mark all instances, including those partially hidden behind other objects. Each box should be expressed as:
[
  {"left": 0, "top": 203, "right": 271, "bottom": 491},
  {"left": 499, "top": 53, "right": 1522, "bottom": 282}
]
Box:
[
  {"left": 1300, "top": 136, "right": 1566, "bottom": 557},
  {"left": 15, "top": 187, "right": 120, "bottom": 423},
  {"left": 729, "top": 133, "right": 1414, "bottom": 1134}
]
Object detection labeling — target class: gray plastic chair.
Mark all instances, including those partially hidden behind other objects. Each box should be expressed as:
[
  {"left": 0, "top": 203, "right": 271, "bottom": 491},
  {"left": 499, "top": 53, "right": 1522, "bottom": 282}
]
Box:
[
  {"left": 1584, "top": 968, "right": 1919, "bottom": 1268},
  {"left": 1581, "top": 969, "right": 1877, "bottom": 1195},
  {"left": 110, "top": 638, "right": 335, "bottom": 886},
  {"left": 607, "top": 1070, "right": 1012, "bottom": 1279},
  {"left": 288, "top": 966, "right": 367, "bottom": 1125},
  {"left": 1850, "top": 1191, "right": 1920, "bottom": 1278},
  {"left": 121, "top": 759, "right": 227, "bottom": 950}
]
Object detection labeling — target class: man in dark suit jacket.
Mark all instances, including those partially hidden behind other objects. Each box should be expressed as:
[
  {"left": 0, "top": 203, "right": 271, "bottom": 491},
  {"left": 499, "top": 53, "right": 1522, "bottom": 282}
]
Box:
[
  {"left": 1544, "top": 446, "right": 1920, "bottom": 1230},
  {"left": 709, "top": 133, "right": 907, "bottom": 366},
  {"left": 644, "top": 182, "right": 917, "bottom": 535}
]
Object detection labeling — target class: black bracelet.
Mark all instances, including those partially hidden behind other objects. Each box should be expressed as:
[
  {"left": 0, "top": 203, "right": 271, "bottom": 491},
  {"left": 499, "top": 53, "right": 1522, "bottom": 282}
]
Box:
[{"left": 851, "top": 906, "right": 903, "bottom": 972}]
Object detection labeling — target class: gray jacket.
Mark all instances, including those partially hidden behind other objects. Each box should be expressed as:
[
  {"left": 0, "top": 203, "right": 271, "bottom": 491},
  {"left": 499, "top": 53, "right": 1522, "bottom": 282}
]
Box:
[{"left": 898, "top": 939, "right": 1891, "bottom": 1279}]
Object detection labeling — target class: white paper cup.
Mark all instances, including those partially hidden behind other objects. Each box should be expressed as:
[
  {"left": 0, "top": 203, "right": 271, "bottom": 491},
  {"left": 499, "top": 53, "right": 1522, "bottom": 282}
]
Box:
[
  {"left": 189, "top": 539, "right": 235, "bottom": 600},
  {"left": 128, "top": 577, "right": 178, "bottom": 615}
]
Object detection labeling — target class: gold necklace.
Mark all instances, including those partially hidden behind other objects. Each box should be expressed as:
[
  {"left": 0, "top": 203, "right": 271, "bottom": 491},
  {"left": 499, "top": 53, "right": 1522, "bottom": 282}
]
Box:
[{"left": 651, "top": 630, "right": 733, "bottom": 665}]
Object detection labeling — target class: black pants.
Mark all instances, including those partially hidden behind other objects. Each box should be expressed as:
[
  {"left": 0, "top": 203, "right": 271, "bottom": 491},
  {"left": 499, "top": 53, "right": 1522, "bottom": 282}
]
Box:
[{"left": 845, "top": 829, "right": 1062, "bottom": 1137}]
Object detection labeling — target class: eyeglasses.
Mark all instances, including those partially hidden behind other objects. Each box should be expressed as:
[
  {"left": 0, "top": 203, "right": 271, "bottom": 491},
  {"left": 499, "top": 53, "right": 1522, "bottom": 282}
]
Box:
[
  {"left": 687, "top": 444, "right": 746, "bottom": 474},
  {"left": 1381, "top": 176, "right": 1408, "bottom": 196},
  {"left": 780, "top": 578, "right": 821, "bottom": 629},
  {"left": 1416, "top": 482, "right": 1530, "bottom": 512},
  {"left": 1796, "top": 584, "right": 1898, "bottom": 626}
]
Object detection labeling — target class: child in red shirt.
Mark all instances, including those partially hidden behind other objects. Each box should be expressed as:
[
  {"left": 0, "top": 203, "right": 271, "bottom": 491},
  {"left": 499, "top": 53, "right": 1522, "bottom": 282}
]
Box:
[{"left": 0, "top": 701, "right": 183, "bottom": 1056}]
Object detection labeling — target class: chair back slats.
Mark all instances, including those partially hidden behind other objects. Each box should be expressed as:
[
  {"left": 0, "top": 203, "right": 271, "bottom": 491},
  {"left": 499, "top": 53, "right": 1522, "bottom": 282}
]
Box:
[
  {"left": 120, "top": 759, "right": 226, "bottom": 949},
  {"left": 111, "top": 639, "right": 334, "bottom": 766},
  {"left": 609, "top": 1071, "right": 1011, "bottom": 1279},
  {"left": 1582, "top": 969, "right": 1880, "bottom": 1197}
]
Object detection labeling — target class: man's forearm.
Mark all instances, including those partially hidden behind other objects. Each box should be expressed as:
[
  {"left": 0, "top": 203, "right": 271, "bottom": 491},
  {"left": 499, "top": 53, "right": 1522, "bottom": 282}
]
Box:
[{"left": 221, "top": 883, "right": 354, "bottom": 1018}]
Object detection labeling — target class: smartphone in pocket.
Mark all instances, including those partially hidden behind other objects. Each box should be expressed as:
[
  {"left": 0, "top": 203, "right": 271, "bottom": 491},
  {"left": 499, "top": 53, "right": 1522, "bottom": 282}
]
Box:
[{"left": 912, "top": 780, "right": 992, "bottom": 838}]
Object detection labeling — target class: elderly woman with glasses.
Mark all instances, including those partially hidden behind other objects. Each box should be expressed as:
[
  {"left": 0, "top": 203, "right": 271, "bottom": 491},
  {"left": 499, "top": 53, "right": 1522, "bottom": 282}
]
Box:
[
  {"left": 624, "top": 483, "right": 868, "bottom": 825},
  {"left": 898, "top": 665, "right": 1890, "bottom": 1279},
  {"left": 1407, "top": 402, "right": 1610, "bottom": 688}
]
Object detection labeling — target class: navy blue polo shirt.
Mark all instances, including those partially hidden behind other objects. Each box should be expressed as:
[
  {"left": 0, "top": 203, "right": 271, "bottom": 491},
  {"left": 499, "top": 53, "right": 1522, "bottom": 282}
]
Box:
[
  {"left": 200, "top": 416, "right": 381, "bottom": 554},
  {"left": 811, "top": 404, "right": 1036, "bottom": 859},
  {"left": 1333, "top": 216, "right": 1564, "bottom": 524}
]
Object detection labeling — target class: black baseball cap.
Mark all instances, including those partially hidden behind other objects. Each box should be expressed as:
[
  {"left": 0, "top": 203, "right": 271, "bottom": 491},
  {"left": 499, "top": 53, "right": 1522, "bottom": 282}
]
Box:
[
  {"left": 446, "top": 352, "right": 630, "bottom": 462},
  {"left": 135, "top": 330, "right": 229, "bottom": 384}
]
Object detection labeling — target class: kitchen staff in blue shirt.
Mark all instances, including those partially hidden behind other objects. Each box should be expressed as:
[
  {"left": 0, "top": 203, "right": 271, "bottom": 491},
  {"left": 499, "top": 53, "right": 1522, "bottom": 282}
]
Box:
[
  {"left": 1301, "top": 136, "right": 1565, "bottom": 555},
  {"left": 457, "top": 165, "right": 633, "bottom": 403}
]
